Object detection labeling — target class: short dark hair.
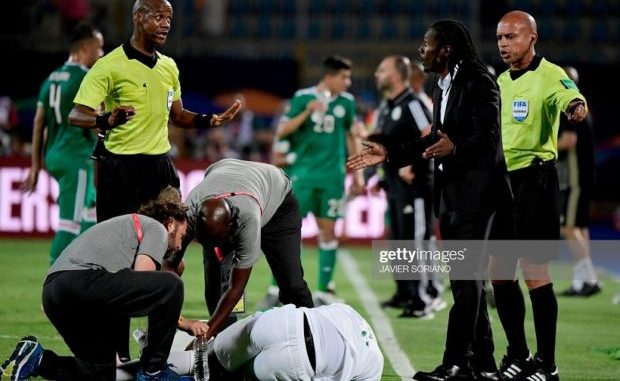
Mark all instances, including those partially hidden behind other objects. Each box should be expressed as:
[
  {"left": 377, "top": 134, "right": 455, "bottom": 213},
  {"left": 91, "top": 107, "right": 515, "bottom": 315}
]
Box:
[
  {"left": 138, "top": 199, "right": 188, "bottom": 226},
  {"left": 70, "top": 23, "right": 98, "bottom": 52},
  {"left": 323, "top": 55, "right": 352, "bottom": 76}
]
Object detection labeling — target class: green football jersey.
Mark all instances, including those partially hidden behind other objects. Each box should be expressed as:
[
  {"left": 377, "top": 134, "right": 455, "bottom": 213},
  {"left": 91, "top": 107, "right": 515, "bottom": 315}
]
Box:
[
  {"left": 38, "top": 62, "right": 95, "bottom": 161},
  {"left": 281, "top": 86, "right": 356, "bottom": 187}
]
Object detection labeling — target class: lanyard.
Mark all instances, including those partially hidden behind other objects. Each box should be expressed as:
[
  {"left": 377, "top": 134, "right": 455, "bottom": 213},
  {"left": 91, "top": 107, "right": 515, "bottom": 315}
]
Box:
[{"left": 132, "top": 213, "right": 143, "bottom": 243}]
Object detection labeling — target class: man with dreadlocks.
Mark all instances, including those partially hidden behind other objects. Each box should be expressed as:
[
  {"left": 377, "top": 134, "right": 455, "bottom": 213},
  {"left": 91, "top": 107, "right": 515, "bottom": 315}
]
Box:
[{"left": 347, "top": 19, "right": 513, "bottom": 380}]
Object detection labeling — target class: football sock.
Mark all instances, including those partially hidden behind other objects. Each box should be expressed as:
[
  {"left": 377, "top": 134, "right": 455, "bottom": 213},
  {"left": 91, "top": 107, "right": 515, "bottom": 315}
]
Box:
[
  {"left": 318, "top": 240, "right": 338, "bottom": 292},
  {"left": 530, "top": 283, "right": 557, "bottom": 368},
  {"left": 493, "top": 281, "right": 529, "bottom": 359}
]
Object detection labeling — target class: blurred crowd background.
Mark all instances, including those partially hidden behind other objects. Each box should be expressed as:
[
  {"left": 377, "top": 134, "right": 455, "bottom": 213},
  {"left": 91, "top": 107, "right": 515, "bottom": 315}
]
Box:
[{"left": 0, "top": 0, "right": 619, "bottom": 229}]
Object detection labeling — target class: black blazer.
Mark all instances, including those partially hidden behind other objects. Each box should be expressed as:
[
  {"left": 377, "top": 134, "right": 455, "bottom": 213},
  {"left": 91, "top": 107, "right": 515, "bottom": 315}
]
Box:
[{"left": 383, "top": 62, "right": 512, "bottom": 217}]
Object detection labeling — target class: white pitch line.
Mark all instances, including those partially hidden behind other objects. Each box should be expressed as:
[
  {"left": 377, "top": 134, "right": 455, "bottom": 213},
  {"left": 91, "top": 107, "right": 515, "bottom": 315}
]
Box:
[{"left": 339, "top": 249, "right": 416, "bottom": 381}]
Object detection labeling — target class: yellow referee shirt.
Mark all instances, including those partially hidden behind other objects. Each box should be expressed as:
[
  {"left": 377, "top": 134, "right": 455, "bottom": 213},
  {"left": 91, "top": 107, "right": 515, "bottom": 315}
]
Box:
[
  {"left": 498, "top": 57, "right": 586, "bottom": 171},
  {"left": 74, "top": 42, "right": 181, "bottom": 155}
]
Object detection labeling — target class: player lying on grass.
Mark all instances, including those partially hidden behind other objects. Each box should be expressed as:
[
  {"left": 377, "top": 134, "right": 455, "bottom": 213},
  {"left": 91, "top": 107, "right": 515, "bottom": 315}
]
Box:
[{"left": 117, "top": 303, "right": 384, "bottom": 381}]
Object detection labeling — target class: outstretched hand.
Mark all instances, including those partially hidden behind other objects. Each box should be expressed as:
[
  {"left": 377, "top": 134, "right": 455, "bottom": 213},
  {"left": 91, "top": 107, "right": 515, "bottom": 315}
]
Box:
[
  {"left": 346, "top": 141, "right": 387, "bottom": 170},
  {"left": 565, "top": 100, "right": 587, "bottom": 123},
  {"left": 423, "top": 130, "right": 454, "bottom": 159},
  {"left": 211, "top": 99, "right": 243, "bottom": 127}
]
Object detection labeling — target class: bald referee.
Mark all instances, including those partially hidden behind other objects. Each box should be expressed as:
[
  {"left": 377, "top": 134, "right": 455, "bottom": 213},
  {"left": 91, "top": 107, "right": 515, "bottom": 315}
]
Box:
[
  {"left": 491, "top": 11, "right": 588, "bottom": 381},
  {"left": 68, "top": 0, "right": 240, "bottom": 363}
]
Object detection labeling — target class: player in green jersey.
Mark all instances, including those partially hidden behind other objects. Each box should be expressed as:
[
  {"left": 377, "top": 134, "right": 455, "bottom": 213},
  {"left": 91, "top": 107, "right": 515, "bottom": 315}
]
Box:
[
  {"left": 261, "top": 56, "right": 364, "bottom": 308},
  {"left": 21, "top": 24, "right": 104, "bottom": 265}
]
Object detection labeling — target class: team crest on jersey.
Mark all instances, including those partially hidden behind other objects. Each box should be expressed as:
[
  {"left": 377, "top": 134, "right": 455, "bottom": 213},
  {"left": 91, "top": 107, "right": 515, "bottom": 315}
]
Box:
[
  {"left": 512, "top": 99, "right": 528, "bottom": 122},
  {"left": 333, "top": 105, "right": 346, "bottom": 118},
  {"left": 167, "top": 89, "right": 174, "bottom": 111},
  {"left": 391, "top": 106, "right": 402, "bottom": 121}
]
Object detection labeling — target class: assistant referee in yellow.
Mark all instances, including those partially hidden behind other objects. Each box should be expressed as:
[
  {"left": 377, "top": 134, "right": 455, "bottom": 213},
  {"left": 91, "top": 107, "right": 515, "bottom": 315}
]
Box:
[{"left": 69, "top": 0, "right": 241, "bottom": 223}]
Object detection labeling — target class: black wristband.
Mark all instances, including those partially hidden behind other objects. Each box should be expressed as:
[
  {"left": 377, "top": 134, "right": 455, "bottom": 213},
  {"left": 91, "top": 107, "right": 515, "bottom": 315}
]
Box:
[
  {"left": 194, "top": 113, "right": 213, "bottom": 129},
  {"left": 96, "top": 112, "right": 112, "bottom": 130}
]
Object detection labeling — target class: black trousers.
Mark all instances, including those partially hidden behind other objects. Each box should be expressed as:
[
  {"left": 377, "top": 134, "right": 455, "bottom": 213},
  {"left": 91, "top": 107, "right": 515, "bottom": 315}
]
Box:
[
  {"left": 387, "top": 195, "right": 431, "bottom": 309},
  {"left": 97, "top": 151, "right": 180, "bottom": 222},
  {"left": 40, "top": 269, "right": 183, "bottom": 381},
  {"left": 97, "top": 151, "right": 180, "bottom": 359},
  {"left": 203, "top": 191, "right": 314, "bottom": 315},
  {"left": 440, "top": 209, "right": 511, "bottom": 371}
]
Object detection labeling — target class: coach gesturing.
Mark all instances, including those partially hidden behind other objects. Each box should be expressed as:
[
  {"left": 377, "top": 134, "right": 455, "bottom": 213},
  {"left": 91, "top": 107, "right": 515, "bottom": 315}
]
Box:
[{"left": 348, "top": 20, "right": 514, "bottom": 381}]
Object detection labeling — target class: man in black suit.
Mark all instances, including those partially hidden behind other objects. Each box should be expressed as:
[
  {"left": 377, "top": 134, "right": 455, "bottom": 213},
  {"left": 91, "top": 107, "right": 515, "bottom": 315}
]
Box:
[{"left": 348, "top": 20, "right": 513, "bottom": 381}]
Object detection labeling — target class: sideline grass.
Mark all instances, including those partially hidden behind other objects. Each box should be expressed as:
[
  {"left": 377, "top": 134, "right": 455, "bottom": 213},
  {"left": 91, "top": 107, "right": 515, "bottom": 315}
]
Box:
[{"left": 0, "top": 238, "right": 618, "bottom": 380}]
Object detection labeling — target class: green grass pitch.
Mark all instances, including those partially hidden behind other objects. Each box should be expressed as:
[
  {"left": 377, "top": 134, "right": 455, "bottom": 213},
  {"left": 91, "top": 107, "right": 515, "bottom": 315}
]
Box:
[{"left": 0, "top": 238, "right": 618, "bottom": 380}]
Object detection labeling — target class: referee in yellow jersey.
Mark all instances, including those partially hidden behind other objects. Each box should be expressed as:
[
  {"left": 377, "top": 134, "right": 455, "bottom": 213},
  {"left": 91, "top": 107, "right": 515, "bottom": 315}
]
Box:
[
  {"left": 69, "top": 0, "right": 241, "bottom": 222},
  {"left": 67, "top": 0, "right": 240, "bottom": 364},
  {"left": 490, "top": 11, "right": 588, "bottom": 381}
]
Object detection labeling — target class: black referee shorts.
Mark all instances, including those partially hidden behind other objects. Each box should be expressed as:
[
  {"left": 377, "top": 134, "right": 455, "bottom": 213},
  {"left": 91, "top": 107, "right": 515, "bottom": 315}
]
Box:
[
  {"left": 96, "top": 150, "right": 180, "bottom": 222},
  {"left": 509, "top": 159, "right": 561, "bottom": 241}
]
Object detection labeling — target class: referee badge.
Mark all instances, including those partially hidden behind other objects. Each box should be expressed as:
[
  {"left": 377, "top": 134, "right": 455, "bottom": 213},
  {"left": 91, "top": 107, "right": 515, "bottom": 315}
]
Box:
[
  {"left": 167, "top": 89, "right": 174, "bottom": 111},
  {"left": 391, "top": 106, "right": 402, "bottom": 121},
  {"left": 512, "top": 99, "right": 529, "bottom": 122}
]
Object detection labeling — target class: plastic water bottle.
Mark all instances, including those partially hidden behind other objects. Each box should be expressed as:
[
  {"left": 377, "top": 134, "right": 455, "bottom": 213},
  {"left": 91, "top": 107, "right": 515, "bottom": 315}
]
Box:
[{"left": 193, "top": 337, "right": 209, "bottom": 381}]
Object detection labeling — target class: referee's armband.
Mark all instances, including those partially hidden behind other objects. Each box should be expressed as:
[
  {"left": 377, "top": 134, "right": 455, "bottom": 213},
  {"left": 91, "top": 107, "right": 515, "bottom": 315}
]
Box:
[{"left": 194, "top": 113, "right": 214, "bottom": 129}]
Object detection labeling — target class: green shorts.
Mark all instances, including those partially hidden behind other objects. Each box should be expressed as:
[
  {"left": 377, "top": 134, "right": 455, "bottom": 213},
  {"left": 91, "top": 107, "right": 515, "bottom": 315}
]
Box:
[
  {"left": 293, "top": 184, "right": 345, "bottom": 220},
  {"left": 46, "top": 155, "right": 96, "bottom": 233}
]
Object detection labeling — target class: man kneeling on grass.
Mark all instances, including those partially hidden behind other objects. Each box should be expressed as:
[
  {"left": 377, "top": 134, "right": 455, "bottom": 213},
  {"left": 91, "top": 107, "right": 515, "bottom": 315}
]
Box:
[{"left": 0, "top": 199, "right": 208, "bottom": 381}]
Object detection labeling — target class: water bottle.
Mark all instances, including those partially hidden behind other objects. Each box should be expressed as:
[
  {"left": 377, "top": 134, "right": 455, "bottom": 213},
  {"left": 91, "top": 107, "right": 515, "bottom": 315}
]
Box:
[{"left": 193, "top": 337, "right": 209, "bottom": 381}]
